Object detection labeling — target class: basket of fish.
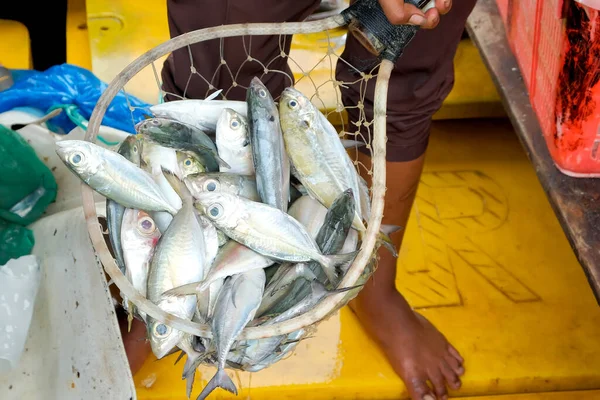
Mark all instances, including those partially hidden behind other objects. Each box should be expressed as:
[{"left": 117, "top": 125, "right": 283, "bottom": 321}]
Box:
[{"left": 54, "top": 1, "right": 427, "bottom": 398}]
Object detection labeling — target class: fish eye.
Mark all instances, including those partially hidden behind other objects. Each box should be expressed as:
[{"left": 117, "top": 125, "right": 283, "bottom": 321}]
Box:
[
  {"left": 69, "top": 151, "right": 85, "bottom": 165},
  {"left": 184, "top": 158, "right": 192, "bottom": 167},
  {"left": 151, "top": 119, "right": 160, "bottom": 126},
  {"left": 203, "top": 179, "right": 219, "bottom": 192},
  {"left": 153, "top": 323, "right": 171, "bottom": 338},
  {"left": 137, "top": 216, "right": 156, "bottom": 234},
  {"left": 258, "top": 89, "right": 267, "bottom": 98},
  {"left": 288, "top": 99, "right": 298, "bottom": 109},
  {"left": 207, "top": 203, "right": 224, "bottom": 219},
  {"left": 230, "top": 118, "right": 240, "bottom": 129},
  {"left": 132, "top": 145, "right": 138, "bottom": 153}
]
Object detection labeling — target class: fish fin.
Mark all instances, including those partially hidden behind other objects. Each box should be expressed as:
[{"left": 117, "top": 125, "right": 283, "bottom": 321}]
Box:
[
  {"left": 380, "top": 224, "right": 403, "bottom": 236},
  {"left": 162, "top": 167, "right": 193, "bottom": 204},
  {"left": 174, "top": 349, "right": 186, "bottom": 366},
  {"left": 161, "top": 282, "right": 200, "bottom": 298},
  {"left": 377, "top": 228, "right": 401, "bottom": 258},
  {"left": 340, "top": 139, "right": 366, "bottom": 149},
  {"left": 330, "top": 283, "right": 365, "bottom": 293},
  {"left": 204, "top": 89, "right": 223, "bottom": 101},
  {"left": 213, "top": 153, "right": 231, "bottom": 170},
  {"left": 185, "top": 367, "right": 196, "bottom": 399},
  {"left": 195, "top": 369, "right": 237, "bottom": 400},
  {"left": 319, "top": 251, "right": 360, "bottom": 283},
  {"left": 182, "top": 350, "right": 202, "bottom": 379},
  {"left": 127, "top": 301, "right": 134, "bottom": 332}
]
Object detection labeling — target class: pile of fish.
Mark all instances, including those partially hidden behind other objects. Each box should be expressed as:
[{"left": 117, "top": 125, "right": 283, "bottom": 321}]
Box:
[{"left": 55, "top": 77, "right": 398, "bottom": 399}]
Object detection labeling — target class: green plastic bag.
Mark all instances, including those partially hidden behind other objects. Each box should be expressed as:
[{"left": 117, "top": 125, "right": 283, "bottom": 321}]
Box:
[
  {"left": 0, "top": 125, "right": 57, "bottom": 225},
  {"left": 0, "top": 125, "right": 57, "bottom": 264},
  {"left": 0, "top": 220, "right": 35, "bottom": 266}
]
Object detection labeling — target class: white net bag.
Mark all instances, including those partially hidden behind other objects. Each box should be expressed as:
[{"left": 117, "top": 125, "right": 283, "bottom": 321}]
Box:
[{"left": 71, "top": 0, "right": 431, "bottom": 397}]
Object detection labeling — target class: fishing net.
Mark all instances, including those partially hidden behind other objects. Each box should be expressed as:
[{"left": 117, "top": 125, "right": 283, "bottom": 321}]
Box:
[{"left": 82, "top": 0, "right": 429, "bottom": 388}]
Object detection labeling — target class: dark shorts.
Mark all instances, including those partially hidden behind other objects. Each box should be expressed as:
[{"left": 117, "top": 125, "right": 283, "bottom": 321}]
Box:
[{"left": 161, "top": 0, "right": 478, "bottom": 162}]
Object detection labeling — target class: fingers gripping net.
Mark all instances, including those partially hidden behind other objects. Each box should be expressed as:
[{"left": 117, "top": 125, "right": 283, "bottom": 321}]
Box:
[{"left": 84, "top": 16, "right": 391, "bottom": 345}]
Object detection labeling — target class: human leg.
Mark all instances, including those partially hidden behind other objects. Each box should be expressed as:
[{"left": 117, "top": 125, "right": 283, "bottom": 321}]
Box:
[{"left": 336, "top": 1, "right": 477, "bottom": 398}]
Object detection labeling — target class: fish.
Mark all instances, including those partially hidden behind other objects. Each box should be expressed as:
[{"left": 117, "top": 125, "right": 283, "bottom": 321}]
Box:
[
  {"left": 196, "top": 268, "right": 265, "bottom": 400},
  {"left": 240, "top": 281, "right": 340, "bottom": 370},
  {"left": 141, "top": 141, "right": 181, "bottom": 179},
  {"left": 177, "top": 151, "right": 206, "bottom": 178},
  {"left": 150, "top": 99, "right": 248, "bottom": 133},
  {"left": 185, "top": 172, "right": 259, "bottom": 202},
  {"left": 193, "top": 191, "right": 358, "bottom": 282},
  {"left": 215, "top": 108, "right": 254, "bottom": 174},
  {"left": 246, "top": 77, "right": 290, "bottom": 211},
  {"left": 55, "top": 140, "right": 178, "bottom": 215},
  {"left": 242, "top": 328, "right": 306, "bottom": 372},
  {"left": 136, "top": 117, "right": 228, "bottom": 172},
  {"left": 163, "top": 240, "right": 274, "bottom": 297},
  {"left": 265, "top": 190, "right": 356, "bottom": 314},
  {"left": 106, "top": 136, "right": 143, "bottom": 274},
  {"left": 146, "top": 173, "right": 207, "bottom": 359},
  {"left": 287, "top": 195, "right": 329, "bottom": 239},
  {"left": 256, "top": 263, "right": 318, "bottom": 317},
  {"left": 279, "top": 87, "right": 363, "bottom": 231},
  {"left": 120, "top": 209, "right": 161, "bottom": 322}
]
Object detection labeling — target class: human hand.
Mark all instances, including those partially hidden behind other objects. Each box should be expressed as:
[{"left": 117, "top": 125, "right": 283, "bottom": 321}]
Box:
[{"left": 377, "top": 0, "right": 452, "bottom": 29}]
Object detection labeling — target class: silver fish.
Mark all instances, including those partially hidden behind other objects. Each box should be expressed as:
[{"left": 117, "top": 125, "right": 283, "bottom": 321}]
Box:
[
  {"left": 55, "top": 140, "right": 178, "bottom": 215},
  {"left": 142, "top": 141, "right": 181, "bottom": 179},
  {"left": 279, "top": 88, "right": 364, "bottom": 231},
  {"left": 256, "top": 263, "right": 318, "bottom": 317},
  {"left": 215, "top": 108, "right": 254, "bottom": 175},
  {"left": 146, "top": 176, "right": 206, "bottom": 359},
  {"left": 185, "top": 173, "right": 259, "bottom": 202},
  {"left": 106, "top": 134, "right": 143, "bottom": 274},
  {"left": 196, "top": 268, "right": 265, "bottom": 400},
  {"left": 163, "top": 240, "right": 274, "bottom": 297},
  {"left": 247, "top": 77, "right": 290, "bottom": 211},
  {"left": 150, "top": 99, "right": 248, "bottom": 133},
  {"left": 121, "top": 209, "right": 161, "bottom": 321},
  {"left": 194, "top": 191, "right": 357, "bottom": 281}
]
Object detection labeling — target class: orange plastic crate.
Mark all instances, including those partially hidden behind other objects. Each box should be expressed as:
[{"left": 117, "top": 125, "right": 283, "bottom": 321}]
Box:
[{"left": 498, "top": 0, "right": 600, "bottom": 177}]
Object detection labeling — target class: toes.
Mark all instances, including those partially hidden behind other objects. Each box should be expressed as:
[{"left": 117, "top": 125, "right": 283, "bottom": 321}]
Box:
[
  {"left": 445, "top": 354, "right": 465, "bottom": 376},
  {"left": 429, "top": 369, "right": 448, "bottom": 400},
  {"left": 448, "top": 344, "right": 464, "bottom": 364},
  {"left": 440, "top": 360, "right": 461, "bottom": 390},
  {"left": 406, "top": 374, "right": 435, "bottom": 400}
]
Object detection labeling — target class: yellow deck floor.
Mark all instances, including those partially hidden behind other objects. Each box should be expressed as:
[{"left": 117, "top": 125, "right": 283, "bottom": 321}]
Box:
[{"left": 133, "top": 118, "right": 600, "bottom": 399}]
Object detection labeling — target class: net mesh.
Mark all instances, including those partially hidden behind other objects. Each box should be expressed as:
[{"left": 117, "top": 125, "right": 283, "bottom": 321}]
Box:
[
  {"left": 121, "top": 25, "right": 380, "bottom": 183},
  {"left": 86, "top": 14, "right": 389, "bottom": 381}
]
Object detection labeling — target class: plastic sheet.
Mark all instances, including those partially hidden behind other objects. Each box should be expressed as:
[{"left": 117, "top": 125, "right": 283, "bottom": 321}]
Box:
[
  {"left": 0, "top": 64, "right": 151, "bottom": 135},
  {"left": 0, "top": 255, "right": 41, "bottom": 373},
  {"left": 0, "top": 204, "right": 135, "bottom": 399}
]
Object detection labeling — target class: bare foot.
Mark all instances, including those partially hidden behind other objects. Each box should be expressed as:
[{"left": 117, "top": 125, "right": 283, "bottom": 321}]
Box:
[{"left": 351, "top": 281, "right": 464, "bottom": 400}]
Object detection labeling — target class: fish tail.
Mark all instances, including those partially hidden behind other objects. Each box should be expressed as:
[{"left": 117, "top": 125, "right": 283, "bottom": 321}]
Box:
[
  {"left": 377, "top": 225, "right": 403, "bottom": 258},
  {"left": 185, "top": 367, "right": 196, "bottom": 399},
  {"left": 319, "top": 250, "right": 359, "bottom": 283},
  {"left": 162, "top": 167, "right": 193, "bottom": 204},
  {"left": 161, "top": 282, "right": 200, "bottom": 298},
  {"left": 196, "top": 369, "right": 237, "bottom": 400}
]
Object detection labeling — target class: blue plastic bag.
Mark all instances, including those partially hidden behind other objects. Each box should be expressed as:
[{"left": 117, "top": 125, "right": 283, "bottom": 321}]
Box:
[{"left": 0, "top": 64, "right": 152, "bottom": 135}]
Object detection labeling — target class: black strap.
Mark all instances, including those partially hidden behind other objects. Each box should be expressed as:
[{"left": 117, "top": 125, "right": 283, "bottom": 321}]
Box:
[{"left": 341, "top": 0, "right": 430, "bottom": 62}]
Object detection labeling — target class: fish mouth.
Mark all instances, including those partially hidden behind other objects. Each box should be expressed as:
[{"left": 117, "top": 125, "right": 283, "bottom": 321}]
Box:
[{"left": 55, "top": 140, "right": 72, "bottom": 160}]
